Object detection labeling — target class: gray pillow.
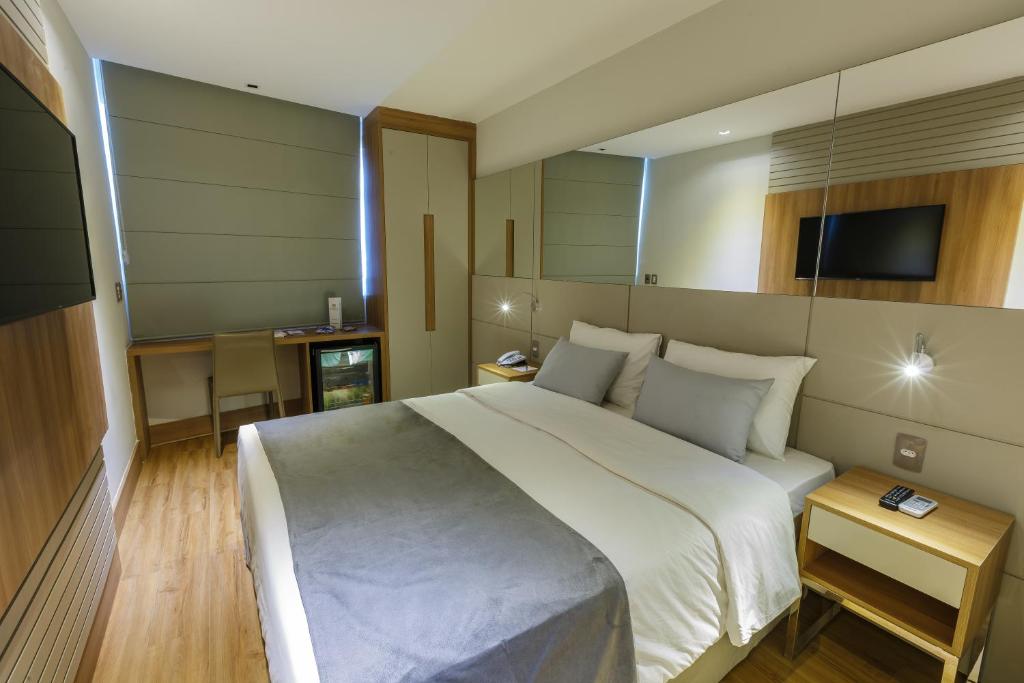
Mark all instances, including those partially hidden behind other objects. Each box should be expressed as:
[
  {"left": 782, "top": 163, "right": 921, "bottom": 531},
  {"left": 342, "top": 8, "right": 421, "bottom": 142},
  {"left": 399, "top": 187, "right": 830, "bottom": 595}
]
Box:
[
  {"left": 633, "top": 356, "right": 773, "bottom": 462},
  {"left": 533, "top": 338, "right": 627, "bottom": 405}
]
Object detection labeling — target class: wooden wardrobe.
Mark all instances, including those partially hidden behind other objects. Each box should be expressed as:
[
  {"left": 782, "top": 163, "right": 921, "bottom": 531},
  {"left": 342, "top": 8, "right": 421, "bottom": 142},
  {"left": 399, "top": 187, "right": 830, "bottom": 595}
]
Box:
[{"left": 363, "top": 109, "right": 475, "bottom": 400}]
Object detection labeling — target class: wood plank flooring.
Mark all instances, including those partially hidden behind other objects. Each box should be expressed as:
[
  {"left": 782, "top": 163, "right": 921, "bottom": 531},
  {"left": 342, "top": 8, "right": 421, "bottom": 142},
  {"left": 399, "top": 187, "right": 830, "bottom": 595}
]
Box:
[
  {"left": 91, "top": 437, "right": 267, "bottom": 682},
  {"left": 91, "top": 435, "right": 957, "bottom": 682}
]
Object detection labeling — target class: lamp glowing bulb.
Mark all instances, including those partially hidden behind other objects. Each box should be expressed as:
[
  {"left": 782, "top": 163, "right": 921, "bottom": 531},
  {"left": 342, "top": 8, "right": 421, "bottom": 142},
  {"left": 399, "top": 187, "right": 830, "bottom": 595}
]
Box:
[
  {"left": 499, "top": 302, "right": 511, "bottom": 314},
  {"left": 903, "top": 333, "right": 935, "bottom": 377}
]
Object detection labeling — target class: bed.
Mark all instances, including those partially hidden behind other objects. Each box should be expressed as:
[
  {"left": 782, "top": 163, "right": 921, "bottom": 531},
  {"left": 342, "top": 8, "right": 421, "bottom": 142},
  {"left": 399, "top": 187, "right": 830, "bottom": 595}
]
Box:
[{"left": 238, "top": 382, "right": 833, "bottom": 683}]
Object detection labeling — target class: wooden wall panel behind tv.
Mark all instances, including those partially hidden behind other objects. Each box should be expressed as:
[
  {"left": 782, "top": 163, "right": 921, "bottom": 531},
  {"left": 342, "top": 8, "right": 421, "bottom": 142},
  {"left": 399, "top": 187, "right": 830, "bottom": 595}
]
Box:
[
  {"left": 0, "top": 13, "right": 108, "bottom": 614},
  {"left": 758, "top": 165, "right": 1024, "bottom": 307}
]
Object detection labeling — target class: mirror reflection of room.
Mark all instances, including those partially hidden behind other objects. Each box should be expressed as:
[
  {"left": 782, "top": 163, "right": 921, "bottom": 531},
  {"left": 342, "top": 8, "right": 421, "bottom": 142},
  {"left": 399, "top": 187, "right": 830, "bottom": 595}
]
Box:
[
  {"left": 543, "top": 75, "right": 840, "bottom": 291},
  {"left": 812, "top": 20, "right": 1024, "bottom": 309}
]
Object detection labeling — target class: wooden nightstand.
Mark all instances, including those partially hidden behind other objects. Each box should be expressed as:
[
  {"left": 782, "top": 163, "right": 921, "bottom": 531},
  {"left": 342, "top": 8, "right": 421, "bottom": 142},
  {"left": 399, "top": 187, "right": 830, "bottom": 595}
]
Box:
[
  {"left": 475, "top": 363, "right": 538, "bottom": 385},
  {"left": 786, "top": 467, "right": 1013, "bottom": 682}
]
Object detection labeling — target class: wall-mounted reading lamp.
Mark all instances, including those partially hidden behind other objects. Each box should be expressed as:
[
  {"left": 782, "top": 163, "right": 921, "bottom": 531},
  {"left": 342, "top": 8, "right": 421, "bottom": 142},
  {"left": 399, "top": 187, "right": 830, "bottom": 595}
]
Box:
[
  {"left": 903, "top": 332, "right": 935, "bottom": 378},
  {"left": 497, "top": 292, "right": 541, "bottom": 317}
]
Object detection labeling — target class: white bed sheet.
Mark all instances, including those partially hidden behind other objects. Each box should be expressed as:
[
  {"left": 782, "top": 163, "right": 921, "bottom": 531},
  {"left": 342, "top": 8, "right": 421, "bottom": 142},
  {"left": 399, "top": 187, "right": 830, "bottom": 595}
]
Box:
[
  {"left": 238, "top": 386, "right": 800, "bottom": 683},
  {"left": 743, "top": 449, "right": 835, "bottom": 516},
  {"left": 597, "top": 401, "right": 834, "bottom": 517}
]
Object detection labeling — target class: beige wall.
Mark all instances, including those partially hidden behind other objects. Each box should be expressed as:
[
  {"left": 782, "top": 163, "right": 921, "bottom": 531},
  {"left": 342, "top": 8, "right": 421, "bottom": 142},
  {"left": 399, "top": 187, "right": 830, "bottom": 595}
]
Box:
[{"left": 639, "top": 136, "right": 770, "bottom": 291}]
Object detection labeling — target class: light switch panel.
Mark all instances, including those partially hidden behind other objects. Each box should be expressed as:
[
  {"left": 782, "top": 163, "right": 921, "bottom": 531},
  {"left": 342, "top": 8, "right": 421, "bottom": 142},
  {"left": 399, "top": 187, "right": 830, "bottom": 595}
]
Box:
[{"left": 893, "top": 433, "right": 927, "bottom": 472}]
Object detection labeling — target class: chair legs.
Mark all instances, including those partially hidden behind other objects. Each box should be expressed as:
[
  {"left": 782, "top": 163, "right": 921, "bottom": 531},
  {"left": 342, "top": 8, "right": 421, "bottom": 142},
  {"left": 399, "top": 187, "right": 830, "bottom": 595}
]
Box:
[
  {"left": 275, "top": 384, "right": 286, "bottom": 418},
  {"left": 212, "top": 397, "right": 222, "bottom": 458}
]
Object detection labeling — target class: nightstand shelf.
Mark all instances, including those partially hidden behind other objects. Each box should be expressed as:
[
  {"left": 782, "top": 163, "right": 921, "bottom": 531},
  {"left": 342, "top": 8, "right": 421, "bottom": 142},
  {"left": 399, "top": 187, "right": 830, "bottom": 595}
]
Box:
[
  {"left": 787, "top": 467, "right": 1013, "bottom": 683},
  {"left": 803, "top": 549, "right": 957, "bottom": 648}
]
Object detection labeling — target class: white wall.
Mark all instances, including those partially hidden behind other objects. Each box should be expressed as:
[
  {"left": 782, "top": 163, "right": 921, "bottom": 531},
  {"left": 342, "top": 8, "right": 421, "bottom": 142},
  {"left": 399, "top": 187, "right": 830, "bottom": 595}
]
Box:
[
  {"left": 476, "top": 0, "right": 1024, "bottom": 175},
  {"left": 39, "top": 0, "right": 137, "bottom": 502},
  {"left": 638, "top": 136, "right": 769, "bottom": 292},
  {"left": 1002, "top": 208, "right": 1024, "bottom": 308}
]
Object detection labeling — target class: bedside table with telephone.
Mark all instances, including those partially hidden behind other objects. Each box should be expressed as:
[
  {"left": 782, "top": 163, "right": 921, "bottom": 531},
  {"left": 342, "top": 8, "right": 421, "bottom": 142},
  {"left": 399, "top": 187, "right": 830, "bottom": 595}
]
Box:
[
  {"left": 475, "top": 352, "right": 538, "bottom": 386},
  {"left": 786, "top": 467, "right": 1013, "bottom": 683}
]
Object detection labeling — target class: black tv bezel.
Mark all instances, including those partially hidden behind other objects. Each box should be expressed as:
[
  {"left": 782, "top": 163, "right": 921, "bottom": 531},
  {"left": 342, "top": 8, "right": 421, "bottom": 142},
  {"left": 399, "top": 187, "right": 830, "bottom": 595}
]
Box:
[
  {"left": 1, "top": 62, "right": 96, "bottom": 327},
  {"left": 795, "top": 204, "right": 946, "bottom": 283}
]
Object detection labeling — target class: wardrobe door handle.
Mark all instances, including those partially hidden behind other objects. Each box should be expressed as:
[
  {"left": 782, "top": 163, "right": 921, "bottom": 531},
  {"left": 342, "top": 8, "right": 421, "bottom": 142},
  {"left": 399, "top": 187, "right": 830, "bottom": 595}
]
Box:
[
  {"left": 423, "top": 214, "right": 436, "bottom": 331},
  {"left": 505, "top": 218, "right": 515, "bottom": 277}
]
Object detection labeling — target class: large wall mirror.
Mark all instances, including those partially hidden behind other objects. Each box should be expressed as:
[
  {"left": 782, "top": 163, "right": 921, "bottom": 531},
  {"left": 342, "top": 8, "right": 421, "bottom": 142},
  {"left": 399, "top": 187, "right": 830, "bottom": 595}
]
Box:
[
  {"left": 533, "top": 75, "right": 842, "bottom": 290},
  {"left": 808, "top": 19, "right": 1024, "bottom": 309},
  {"left": 474, "top": 18, "right": 1024, "bottom": 310}
]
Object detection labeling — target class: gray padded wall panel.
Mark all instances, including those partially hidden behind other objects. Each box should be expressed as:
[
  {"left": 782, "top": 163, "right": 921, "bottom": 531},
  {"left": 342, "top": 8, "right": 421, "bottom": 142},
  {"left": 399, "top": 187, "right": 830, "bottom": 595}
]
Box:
[
  {"left": 102, "top": 62, "right": 358, "bottom": 153},
  {"left": 771, "top": 76, "right": 1024, "bottom": 191},
  {"left": 542, "top": 151, "right": 643, "bottom": 284},
  {"left": 127, "top": 279, "right": 363, "bottom": 339},
  {"left": 102, "top": 61, "right": 362, "bottom": 339}
]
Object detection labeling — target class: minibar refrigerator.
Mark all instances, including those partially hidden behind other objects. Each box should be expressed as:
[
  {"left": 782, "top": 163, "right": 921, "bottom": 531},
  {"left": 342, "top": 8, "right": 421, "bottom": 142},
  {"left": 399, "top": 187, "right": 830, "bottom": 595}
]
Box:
[{"left": 310, "top": 339, "right": 383, "bottom": 411}]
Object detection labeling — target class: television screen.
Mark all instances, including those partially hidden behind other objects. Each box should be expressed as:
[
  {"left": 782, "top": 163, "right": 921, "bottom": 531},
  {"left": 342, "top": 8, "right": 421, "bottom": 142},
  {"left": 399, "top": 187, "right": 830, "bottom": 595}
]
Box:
[
  {"left": 795, "top": 204, "right": 945, "bottom": 281},
  {"left": 0, "top": 64, "right": 94, "bottom": 326}
]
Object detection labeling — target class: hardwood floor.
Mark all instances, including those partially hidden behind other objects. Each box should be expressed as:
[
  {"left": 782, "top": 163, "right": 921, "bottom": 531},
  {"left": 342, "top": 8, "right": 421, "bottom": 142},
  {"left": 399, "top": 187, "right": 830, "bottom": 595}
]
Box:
[
  {"left": 91, "top": 435, "right": 959, "bottom": 682},
  {"left": 91, "top": 437, "right": 267, "bottom": 682}
]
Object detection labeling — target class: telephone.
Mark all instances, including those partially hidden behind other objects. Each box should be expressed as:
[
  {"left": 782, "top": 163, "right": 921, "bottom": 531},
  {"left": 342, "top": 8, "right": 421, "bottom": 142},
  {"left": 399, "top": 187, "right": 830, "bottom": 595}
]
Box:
[{"left": 497, "top": 350, "right": 527, "bottom": 368}]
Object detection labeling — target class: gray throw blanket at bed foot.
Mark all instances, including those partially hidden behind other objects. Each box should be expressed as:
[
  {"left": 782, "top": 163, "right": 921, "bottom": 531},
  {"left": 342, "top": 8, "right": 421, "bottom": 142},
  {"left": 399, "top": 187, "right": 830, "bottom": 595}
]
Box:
[{"left": 254, "top": 402, "right": 635, "bottom": 683}]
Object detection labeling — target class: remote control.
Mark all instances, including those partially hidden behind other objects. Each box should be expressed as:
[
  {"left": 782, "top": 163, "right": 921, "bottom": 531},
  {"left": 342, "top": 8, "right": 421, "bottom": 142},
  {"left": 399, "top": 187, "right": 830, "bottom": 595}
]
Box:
[
  {"left": 899, "top": 495, "right": 939, "bottom": 518},
  {"left": 879, "top": 485, "right": 915, "bottom": 510}
]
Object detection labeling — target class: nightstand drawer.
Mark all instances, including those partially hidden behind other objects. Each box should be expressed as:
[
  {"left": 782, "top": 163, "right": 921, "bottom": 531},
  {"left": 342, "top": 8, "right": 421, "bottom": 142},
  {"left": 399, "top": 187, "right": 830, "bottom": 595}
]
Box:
[
  {"left": 807, "top": 506, "right": 966, "bottom": 607},
  {"left": 476, "top": 367, "right": 507, "bottom": 385}
]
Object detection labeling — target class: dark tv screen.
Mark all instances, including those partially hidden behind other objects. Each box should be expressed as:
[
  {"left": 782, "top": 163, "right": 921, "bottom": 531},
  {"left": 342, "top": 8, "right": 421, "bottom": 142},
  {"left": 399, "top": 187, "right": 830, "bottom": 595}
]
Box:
[
  {"left": 795, "top": 204, "right": 945, "bottom": 281},
  {"left": 1, "top": 63, "right": 94, "bottom": 326}
]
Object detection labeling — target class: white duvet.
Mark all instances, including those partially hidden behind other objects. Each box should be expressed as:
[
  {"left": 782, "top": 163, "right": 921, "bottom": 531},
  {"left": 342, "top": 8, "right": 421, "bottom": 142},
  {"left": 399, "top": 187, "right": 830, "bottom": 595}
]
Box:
[{"left": 238, "top": 382, "right": 801, "bottom": 683}]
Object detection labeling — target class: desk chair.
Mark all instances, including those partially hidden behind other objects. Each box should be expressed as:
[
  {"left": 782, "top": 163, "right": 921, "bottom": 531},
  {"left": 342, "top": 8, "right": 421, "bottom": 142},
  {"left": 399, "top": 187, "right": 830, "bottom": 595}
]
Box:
[{"left": 211, "top": 330, "right": 285, "bottom": 457}]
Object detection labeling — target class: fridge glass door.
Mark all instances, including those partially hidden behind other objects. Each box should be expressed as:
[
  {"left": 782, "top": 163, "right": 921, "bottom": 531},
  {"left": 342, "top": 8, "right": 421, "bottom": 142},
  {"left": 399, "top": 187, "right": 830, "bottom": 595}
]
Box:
[{"left": 319, "top": 345, "right": 377, "bottom": 410}]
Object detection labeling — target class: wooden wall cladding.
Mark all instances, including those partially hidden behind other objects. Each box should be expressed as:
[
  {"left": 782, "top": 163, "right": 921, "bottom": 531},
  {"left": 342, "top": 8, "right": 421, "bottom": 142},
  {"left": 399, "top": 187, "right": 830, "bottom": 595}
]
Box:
[
  {"left": 758, "top": 165, "right": 1024, "bottom": 307},
  {"left": 758, "top": 187, "right": 823, "bottom": 297},
  {"left": 0, "top": 305, "right": 107, "bottom": 612},
  {"left": 0, "top": 11, "right": 107, "bottom": 616},
  {"left": 0, "top": 11, "right": 61, "bottom": 114}
]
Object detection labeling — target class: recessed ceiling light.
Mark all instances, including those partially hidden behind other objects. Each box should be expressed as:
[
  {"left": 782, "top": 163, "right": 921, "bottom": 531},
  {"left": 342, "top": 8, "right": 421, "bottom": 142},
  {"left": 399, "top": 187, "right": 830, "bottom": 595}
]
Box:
[
  {"left": 598, "top": 147, "right": 607, "bottom": 151},
  {"left": 246, "top": 83, "right": 259, "bottom": 89},
  {"left": 718, "top": 129, "right": 731, "bottom": 136}
]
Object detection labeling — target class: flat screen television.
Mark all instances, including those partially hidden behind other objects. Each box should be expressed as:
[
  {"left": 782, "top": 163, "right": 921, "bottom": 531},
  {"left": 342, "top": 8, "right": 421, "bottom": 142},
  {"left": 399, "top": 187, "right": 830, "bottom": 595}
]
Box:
[
  {"left": 1, "top": 63, "right": 94, "bottom": 326},
  {"left": 795, "top": 204, "right": 945, "bottom": 281}
]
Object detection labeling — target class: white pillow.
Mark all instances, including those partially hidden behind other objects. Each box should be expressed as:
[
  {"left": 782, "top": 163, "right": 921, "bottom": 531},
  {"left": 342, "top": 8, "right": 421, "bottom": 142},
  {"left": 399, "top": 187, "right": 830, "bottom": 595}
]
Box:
[
  {"left": 569, "top": 321, "right": 662, "bottom": 409},
  {"left": 663, "top": 339, "right": 816, "bottom": 460}
]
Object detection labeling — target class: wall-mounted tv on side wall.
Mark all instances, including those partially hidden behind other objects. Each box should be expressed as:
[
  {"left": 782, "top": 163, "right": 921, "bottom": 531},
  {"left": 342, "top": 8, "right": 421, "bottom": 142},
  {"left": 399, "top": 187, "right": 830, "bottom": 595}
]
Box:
[
  {"left": 795, "top": 204, "right": 946, "bottom": 281},
  {"left": 0, "top": 63, "right": 94, "bottom": 327}
]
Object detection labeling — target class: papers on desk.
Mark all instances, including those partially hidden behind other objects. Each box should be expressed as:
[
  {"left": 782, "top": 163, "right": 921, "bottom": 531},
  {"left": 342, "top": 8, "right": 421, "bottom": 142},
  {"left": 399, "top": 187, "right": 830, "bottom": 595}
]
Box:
[{"left": 274, "top": 328, "right": 307, "bottom": 338}]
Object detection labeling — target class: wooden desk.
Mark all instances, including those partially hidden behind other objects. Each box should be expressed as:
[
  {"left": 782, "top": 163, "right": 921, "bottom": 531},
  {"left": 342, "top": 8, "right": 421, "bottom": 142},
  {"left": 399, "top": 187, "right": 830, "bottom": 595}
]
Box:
[{"left": 126, "top": 325, "right": 387, "bottom": 458}]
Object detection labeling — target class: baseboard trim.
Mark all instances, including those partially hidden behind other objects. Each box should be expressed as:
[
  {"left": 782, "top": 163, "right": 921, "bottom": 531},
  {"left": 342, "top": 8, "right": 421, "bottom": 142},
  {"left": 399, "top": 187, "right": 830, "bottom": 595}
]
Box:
[
  {"left": 73, "top": 550, "right": 121, "bottom": 683},
  {"left": 113, "top": 442, "right": 142, "bottom": 535},
  {"left": 148, "top": 398, "right": 304, "bottom": 447}
]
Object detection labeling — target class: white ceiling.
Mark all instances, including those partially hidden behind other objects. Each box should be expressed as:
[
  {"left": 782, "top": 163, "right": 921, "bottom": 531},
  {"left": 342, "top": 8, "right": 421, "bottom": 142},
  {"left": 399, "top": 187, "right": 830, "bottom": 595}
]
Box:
[
  {"left": 579, "top": 75, "right": 841, "bottom": 159},
  {"left": 582, "top": 16, "right": 1024, "bottom": 160},
  {"left": 58, "top": 0, "right": 723, "bottom": 119},
  {"left": 382, "top": 0, "right": 721, "bottom": 121}
]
